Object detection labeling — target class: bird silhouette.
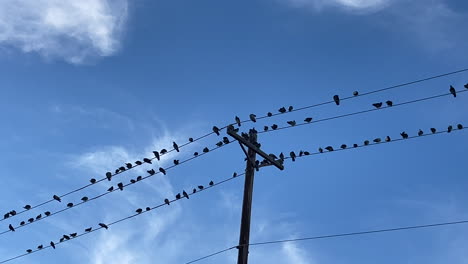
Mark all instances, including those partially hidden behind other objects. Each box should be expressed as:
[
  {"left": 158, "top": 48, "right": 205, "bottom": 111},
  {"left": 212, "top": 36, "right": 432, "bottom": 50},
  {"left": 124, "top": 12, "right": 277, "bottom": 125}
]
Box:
[
  {"left": 90, "top": 178, "right": 97, "bottom": 184},
  {"left": 249, "top": 114, "right": 257, "bottom": 122},
  {"left": 174, "top": 159, "right": 180, "bottom": 165},
  {"left": 222, "top": 137, "right": 230, "bottom": 145},
  {"left": 60, "top": 238, "right": 64, "bottom": 243},
  {"left": 465, "top": 83, "right": 468, "bottom": 89},
  {"left": 147, "top": 169, "right": 155, "bottom": 175},
  {"left": 304, "top": 117, "right": 312, "bottom": 123},
  {"left": 8, "top": 224, "right": 14, "bottom": 232},
  {"left": 353, "top": 144, "right": 358, "bottom": 148},
  {"left": 430, "top": 128, "right": 437, "bottom": 133},
  {"left": 99, "top": 223, "right": 109, "bottom": 230},
  {"left": 203, "top": 147, "right": 209, "bottom": 153},
  {"left": 115, "top": 169, "right": 120, "bottom": 174},
  {"left": 126, "top": 163, "right": 133, "bottom": 169},
  {"left": 287, "top": 120, "right": 296, "bottom": 126},
  {"left": 81, "top": 197, "right": 88, "bottom": 202},
  {"left": 267, "top": 112, "right": 273, "bottom": 117},
  {"left": 212, "top": 126, "right": 221, "bottom": 136},
  {"left": 130, "top": 179, "right": 136, "bottom": 184},
  {"left": 372, "top": 102, "right": 383, "bottom": 109},
  {"left": 63, "top": 234, "right": 70, "bottom": 240},
  {"left": 136, "top": 208, "right": 143, "bottom": 214},
  {"left": 325, "top": 146, "right": 334, "bottom": 151},
  {"left": 290, "top": 151, "right": 296, "bottom": 161},
  {"left": 137, "top": 176, "right": 142, "bottom": 181},
  {"left": 9, "top": 210, "right": 16, "bottom": 216},
  {"left": 117, "top": 182, "right": 124, "bottom": 191},
  {"left": 216, "top": 141, "right": 223, "bottom": 147},
  {"left": 85, "top": 227, "right": 92, "bottom": 232},
  {"left": 198, "top": 185, "right": 204, "bottom": 190},
  {"left": 340, "top": 144, "right": 347, "bottom": 149},
  {"left": 364, "top": 140, "right": 370, "bottom": 146},
  {"left": 67, "top": 203, "right": 73, "bottom": 208},
  {"left": 235, "top": 116, "right": 241, "bottom": 126},
  {"left": 194, "top": 152, "right": 199, "bottom": 156},
  {"left": 20, "top": 221, "right": 25, "bottom": 226},
  {"left": 36, "top": 214, "right": 42, "bottom": 220},
  {"left": 37, "top": 245, "right": 43, "bottom": 250},
  {"left": 279, "top": 152, "right": 285, "bottom": 161},
  {"left": 233, "top": 172, "right": 238, "bottom": 177},
  {"left": 418, "top": 129, "right": 424, "bottom": 136},
  {"left": 24, "top": 205, "right": 31, "bottom": 210},
  {"left": 353, "top": 91, "right": 359, "bottom": 96},
  {"left": 175, "top": 193, "right": 181, "bottom": 199},
  {"left": 164, "top": 199, "right": 170, "bottom": 205},
  {"left": 450, "top": 85, "right": 457, "bottom": 97},
  {"left": 135, "top": 160, "right": 143, "bottom": 165},
  {"left": 45, "top": 211, "right": 51, "bottom": 216},
  {"left": 209, "top": 181, "right": 214, "bottom": 186},
  {"left": 28, "top": 218, "right": 34, "bottom": 223},
  {"left": 385, "top": 136, "right": 391, "bottom": 142},
  {"left": 271, "top": 124, "right": 278, "bottom": 130},
  {"left": 106, "top": 172, "right": 112, "bottom": 181},
  {"left": 143, "top": 158, "right": 152, "bottom": 164},
  {"left": 50, "top": 241, "right": 56, "bottom": 249},
  {"left": 119, "top": 166, "right": 126, "bottom": 172},
  {"left": 189, "top": 137, "right": 194, "bottom": 142},
  {"left": 159, "top": 167, "right": 167, "bottom": 175},
  {"left": 373, "top": 138, "right": 381, "bottom": 143},
  {"left": 264, "top": 126, "right": 269, "bottom": 132},
  {"left": 288, "top": 106, "right": 294, "bottom": 112},
  {"left": 448, "top": 125, "right": 453, "bottom": 133},
  {"left": 107, "top": 186, "right": 114, "bottom": 192},
  {"left": 193, "top": 188, "right": 197, "bottom": 194},
  {"left": 183, "top": 190, "right": 189, "bottom": 199},
  {"left": 161, "top": 149, "right": 168, "bottom": 154},
  {"left": 26, "top": 249, "right": 32, "bottom": 253},
  {"left": 70, "top": 233, "right": 77, "bottom": 238},
  {"left": 401, "top": 132, "right": 409, "bottom": 139},
  {"left": 278, "top": 107, "right": 287, "bottom": 113},
  {"left": 318, "top": 148, "right": 324, "bottom": 153},
  {"left": 153, "top": 151, "right": 160, "bottom": 161},
  {"left": 304, "top": 151, "right": 310, "bottom": 155},
  {"left": 386, "top": 101, "right": 393, "bottom": 107},
  {"left": 53, "top": 195, "right": 61, "bottom": 202},
  {"left": 333, "top": 95, "right": 340, "bottom": 105},
  {"left": 457, "top": 124, "right": 463, "bottom": 130},
  {"left": 146, "top": 207, "right": 151, "bottom": 211}
]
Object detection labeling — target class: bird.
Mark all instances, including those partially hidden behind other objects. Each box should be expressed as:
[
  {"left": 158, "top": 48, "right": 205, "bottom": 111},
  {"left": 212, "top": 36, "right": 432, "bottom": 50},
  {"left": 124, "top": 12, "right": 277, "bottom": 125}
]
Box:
[
  {"left": 137, "top": 176, "right": 142, "bottom": 181},
  {"left": 264, "top": 126, "right": 269, "bottom": 132},
  {"left": 146, "top": 207, "right": 151, "bottom": 211},
  {"left": 385, "top": 136, "right": 391, "bottom": 142},
  {"left": 130, "top": 179, "right": 136, "bottom": 184},
  {"left": 193, "top": 188, "right": 197, "bottom": 194},
  {"left": 164, "top": 198, "right": 170, "bottom": 205},
  {"left": 99, "top": 223, "right": 109, "bottom": 230},
  {"left": 418, "top": 129, "right": 424, "bottom": 136},
  {"left": 278, "top": 107, "right": 287, "bottom": 113},
  {"left": 304, "top": 151, "right": 310, "bottom": 155},
  {"left": 183, "top": 190, "right": 189, "bottom": 199},
  {"left": 28, "top": 218, "right": 34, "bottom": 223},
  {"left": 135, "top": 208, "right": 143, "bottom": 214},
  {"left": 465, "top": 83, "right": 468, "bottom": 89},
  {"left": 26, "top": 249, "right": 32, "bottom": 253},
  {"left": 203, "top": 147, "right": 209, "bottom": 153},
  {"left": 222, "top": 137, "right": 230, "bottom": 144},
  {"left": 117, "top": 182, "right": 124, "bottom": 191},
  {"left": 3, "top": 213, "right": 9, "bottom": 219},
  {"left": 333, "top": 95, "right": 340, "bottom": 105},
  {"left": 8, "top": 224, "right": 14, "bottom": 232},
  {"left": 85, "top": 227, "right": 92, "bottom": 232},
  {"left": 36, "top": 214, "right": 42, "bottom": 220},
  {"left": 20, "top": 221, "right": 25, "bottom": 226},
  {"left": 249, "top": 114, "right": 257, "bottom": 122},
  {"left": 267, "top": 112, "right": 273, "bottom": 117},
  {"left": 189, "top": 137, "right": 194, "bottom": 142},
  {"left": 372, "top": 102, "right": 383, "bottom": 109},
  {"left": 174, "top": 159, "right": 180, "bottom": 165},
  {"left": 353, "top": 144, "right": 358, "bottom": 148},
  {"left": 175, "top": 193, "right": 181, "bottom": 200},
  {"left": 194, "top": 152, "right": 199, "bottom": 156},
  {"left": 318, "top": 148, "right": 324, "bottom": 153},
  {"left": 287, "top": 120, "right": 296, "bottom": 126},
  {"left": 135, "top": 160, "right": 143, "bottom": 165},
  {"left": 209, "top": 181, "right": 214, "bottom": 186},
  {"left": 119, "top": 166, "right": 126, "bottom": 172},
  {"left": 233, "top": 172, "right": 238, "bottom": 178},
  {"left": 353, "top": 91, "right": 359, "bottom": 96},
  {"left": 115, "top": 169, "right": 120, "bottom": 174},
  {"left": 216, "top": 141, "right": 223, "bottom": 147},
  {"left": 213, "top": 126, "right": 220, "bottom": 136},
  {"left": 364, "top": 140, "right": 370, "bottom": 146},
  {"left": 340, "top": 144, "right": 347, "bottom": 149},
  {"left": 9, "top": 210, "right": 16, "bottom": 216},
  {"left": 271, "top": 124, "right": 278, "bottom": 130},
  {"left": 143, "top": 158, "right": 152, "bottom": 164},
  {"left": 63, "top": 234, "right": 70, "bottom": 240},
  {"left": 431, "top": 128, "right": 437, "bottom": 134},
  {"left": 373, "top": 138, "right": 381, "bottom": 143},
  {"left": 450, "top": 85, "right": 457, "bottom": 97},
  {"left": 159, "top": 167, "right": 167, "bottom": 175},
  {"left": 90, "top": 178, "right": 97, "bottom": 184},
  {"left": 106, "top": 172, "right": 112, "bottom": 181},
  {"left": 67, "top": 203, "right": 74, "bottom": 208},
  {"left": 457, "top": 124, "right": 463, "bottom": 130},
  {"left": 386, "top": 100, "right": 393, "bottom": 107},
  {"left": 37, "top": 245, "right": 43, "bottom": 250},
  {"left": 125, "top": 163, "right": 133, "bottom": 169},
  {"left": 171, "top": 142, "right": 180, "bottom": 153},
  {"left": 198, "top": 185, "right": 204, "bottom": 190},
  {"left": 400, "top": 132, "right": 409, "bottom": 139},
  {"left": 288, "top": 106, "right": 294, "bottom": 112},
  {"left": 60, "top": 238, "right": 64, "bottom": 243},
  {"left": 70, "top": 233, "right": 77, "bottom": 238},
  {"left": 23, "top": 204, "right": 32, "bottom": 210},
  {"left": 45, "top": 211, "right": 51, "bottom": 216},
  {"left": 147, "top": 169, "right": 155, "bottom": 175},
  {"left": 50, "top": 241, "right": 56, "bottom": 249},
  {"left": 161, "top": 149, "right": 168, "bottom": 154},
  {"left": 235, "top": 116, "right": 241, "bottom": 126},
  {"left": 53, "top": 195, "right": 61, "bottom": 202},
  {"left": 325, "top": 146, "right": 334, "bottom": 152},
  {"left": 304, "top": 117, "right": 312, "bottom": 123},
  {"left": 290, "top": 151, "right": 296, "bottom": 162},
  {"left": 107, "top": 186, "right": 114, "bottom": 192},
  {"left": 279, "top": 152, "right": 285, "bottom": 161},
  {"left": 448, "top": 125, "right": 453, "bottom": 133}
]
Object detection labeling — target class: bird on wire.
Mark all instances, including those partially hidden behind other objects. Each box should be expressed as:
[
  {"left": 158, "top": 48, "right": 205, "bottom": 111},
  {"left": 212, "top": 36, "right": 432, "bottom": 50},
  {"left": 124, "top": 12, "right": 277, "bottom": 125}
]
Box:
[
  {"left": 450, "top": 85, "right": 457, "bottom": 97},
  {"left": 333, "top": 95, "right": 340, "bottom": 105}
]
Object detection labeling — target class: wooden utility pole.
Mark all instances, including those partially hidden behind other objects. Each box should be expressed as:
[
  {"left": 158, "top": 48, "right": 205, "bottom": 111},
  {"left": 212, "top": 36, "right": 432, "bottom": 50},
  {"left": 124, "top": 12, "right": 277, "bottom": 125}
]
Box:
[{"left": 227, "top": 126, "right": 284, "bottom": 264}]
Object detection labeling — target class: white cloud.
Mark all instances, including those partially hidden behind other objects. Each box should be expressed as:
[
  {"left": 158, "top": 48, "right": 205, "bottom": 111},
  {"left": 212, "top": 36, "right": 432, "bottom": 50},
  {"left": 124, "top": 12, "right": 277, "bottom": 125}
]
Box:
[
  {"left": 0, "top": 0, "right": 128, "bottom": 63},
  {"left": 283, "top": 0, "right": 391, "bottom": 12},
  {"left": 282, "top": 242, "right": 313, "bottom": 264}
]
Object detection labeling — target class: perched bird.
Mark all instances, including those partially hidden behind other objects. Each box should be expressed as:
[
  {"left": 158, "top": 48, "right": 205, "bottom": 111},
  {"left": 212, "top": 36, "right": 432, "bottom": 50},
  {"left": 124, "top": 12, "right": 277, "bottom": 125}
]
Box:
[
  {"left": 24, "top": 204, "right": 32, "bottom": 210},
  {"left": 340, "top": 144, "right": 347, "bottom": 149},
  {"left": 189, "top": 137, "right": 194, "bottom": 142},
  {"left": 28, "top": 218, "right": 34, "bottom": 223},
  {"left": 194, "top": 152, "right": 199, "bottom": 156},
  {"left": 364, "top": 140, "right": 370, "bottom": 146},
  {"left": 385, "top": 136, "right": 391, "bottom": 142},
  {"left": 118, "top": 166, "right": 126, "bottom": 172},
  {"left": 67, "top": 203, "right": 73, "bottom": 208},
  {"left": 290, "top": 151, "right": 296, "bottom": 162},
  {"left": 161, "top": 149, "right": 168, "bottom": 154},
  {"left": 8, "top": 224, "right": 15, "bottom": 232},
  {"left": 318, "top": 148, "right": 324, "bottom": 153},
  {"left": 264, "top": 126, "right": 269, "bottom": 132},
  {"left": 213, "top": 126, "right": 220, "bottom": 136},
  {"left": 106, "top": 172, "right": 112, "bottom": 181},
  {"left": 115, "top": 169, "right": 120, "bottom": 174},
  {"left": 146, "top": 207, "right": 151, "bottom": 211},
  {"left": 325, "top": 146, "right": 334, "bottom": 152},
  {"left": 45, "top": 211, "right": 51, "bottom": 216},
  {"left": 143, "top": 158, "right": 152, "bottom": 164},
  {"left": 174, "top": 159, "right": 180, "bottom": 165},
  {"left": 99, "top": 223, "right": 109, "bottom": 230},
  {"left": 20, "top": 221, "right": 25, "bottom": 226},
  {"left": 457, "top": 124, "right": 464, "bottom": 130},
  {"left": 216, "top": 141, "right": 223, "bottom": 147},
  {"left": 304, "top": 151, "right": 310, "bottom": 155},
  {"left": 430, "top": 128, "right": 437, "bottom": 134},
  {"left": 193, "top": 188, "right": 197, "bottom": 194},
  {"left": 271, "top": 124, "right": 278, "bottom": 130},
  {"left": 223, "top": 137, "right": 230, "bottom": 144},
  {"left": 278, "top": 107, "right": 287, "bottom": 113},
  {"left": 60, "top": 238, "right": 64, "bottom": 243},
  {"left": 164, "top": 198, "right": 170, "bottom": 205},
  {"left": 401, "top": 132, "right": 409, "bottom": 139},
  {"left": 37, "top": 245, "right": 43, "bottom": 250},
  {"left": 85, "top": 227, "right": 92, "bottom": 232},
  {"left": 198, "top": 185, "right": 204, "bottom": 190},
  {"left": 450, "top": 85, "right": 457, "bottom": 97},
  {"left": 159, "top": 167, "right": 167, "bottom": 175},
  {"left": 137, "top": 176, "right": 142, "bottom": 181},
  {"left": 353, "top": 91, "right": 359, "bottom": 96},
  {"left": 209, "top": 181, "right": 214, "bottom": 186},
  {"left": 63, "top": 235, "right": 70, "bottom": 240},
  {"left": 304, "top": 117, "right": 313, "bottom": 123},
  {"left": 279, "top": 152, "right": 285, "bottom": 161},
  {"left": 373, "top": 138, "right": 381, "bottom": 143},
  {"left": 36, "top": 214, "right": 42, "bottom": 220},
  {"left": 183, "top": 190, "right": 189, "bottom": 199},
  {"left": 233, "top": 172, "right": 238, "bottom": 177},
  {"left": 53, "top": 195, "right": 61, "bottom": 202},
  {"left": 288, "top": 106, "right": 294, "bottom": 112},
  {"left": 126, "top": 163, "right": 133, "bottom": 169},
  {"left": 50, "top": 241, "right": 56, "bottom": 249},
  {"left": 249, "top": 114, "right": 257, "bottom": 122},
  {"left": 372, "top": 102, "right": 383, "bottom": 109},
  {"left": 386, "top": 101, "right": 393, "bottom": 107},
  {"left": 333, "top": 95, "right": 340, "bottom": 105},
  {"left": 130, "top": 179, "right": 136, "bottom": 184},
  {"left": 117, "top": 182, "right": 124, "bottom": 191},
  {"left": 70, "top": 233, "right": 77, "bottom": 238},
  {"left": 203, "top": 147, "right": 209, "bottom": 153},
  {"left": 26, "top": 249, "right": 32, "bottom": 253},
  {"left": 107, "top": 186, "right": 114, "bottom": 192},
  {"left": 9, "top": 210, "right": 16, "bottom": 216},
  {"left": 135, "top": 208, "right": 143, "bottom": 214},
  {"left": 267, "top": 112, "right": 273, "bottom": 117},
  {"left": 235, "top": 116, "right": 241, "bottom": 127},
  {"left": 135, "top": 160, "right": 143, "bottom": 165},
  {"left": 287, "top": 120, "right": 296, "bottom": 126},
  {"left": 175, "top": 193, "right": 181, "bottom": 200},
  {"left": 80, "top": 196, "right": 89, "bottom": 203},
  {"left": 353, "top": 144, "right": 358, "bottom": 148},
  {"left": 465, "top": 83, "right": 468, "bottom": 89},
  {"left": 3, "top": 213, "right": 9, "bottom": 219},
  {"left": 147, "top": 169, "right": 155, "bottom": 175},
  {"left": 90, "top": 178, "right": 97, "bottom": 184},
  {"left": 448, "top": 125, "right": 453, "bottom": 133},
  {"left": 418, "top": 129, "right": 424, "bottom": 136}
]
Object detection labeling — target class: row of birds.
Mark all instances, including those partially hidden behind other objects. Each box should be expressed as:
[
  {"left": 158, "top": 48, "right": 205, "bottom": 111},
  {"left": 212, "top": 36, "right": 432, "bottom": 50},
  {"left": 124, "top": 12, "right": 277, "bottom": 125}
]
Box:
[{"left": 22, "top": 180, "right": 217, "bottom": 254}]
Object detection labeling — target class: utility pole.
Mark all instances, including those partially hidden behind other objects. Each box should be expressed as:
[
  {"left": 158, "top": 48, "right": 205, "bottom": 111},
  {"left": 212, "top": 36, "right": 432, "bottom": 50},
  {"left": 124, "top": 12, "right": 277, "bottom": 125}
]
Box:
[{"left": 227, "top": 126, "right": 284, "bottom": 264}]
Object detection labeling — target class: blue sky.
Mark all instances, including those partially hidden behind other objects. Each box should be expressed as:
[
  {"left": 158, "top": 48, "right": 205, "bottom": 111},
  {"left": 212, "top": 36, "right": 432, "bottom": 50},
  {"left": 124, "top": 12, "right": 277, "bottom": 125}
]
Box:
[{"left": 0, "top": 0, "right": 468, "bottom": 263}]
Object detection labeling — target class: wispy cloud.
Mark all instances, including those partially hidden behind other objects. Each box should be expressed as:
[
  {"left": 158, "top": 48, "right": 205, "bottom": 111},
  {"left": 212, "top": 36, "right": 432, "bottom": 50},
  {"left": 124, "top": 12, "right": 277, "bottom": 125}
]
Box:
[
  {"left": 282, "top": 0, "right": 391, "bottom": 12},
  {"left": 0, "top": 0, "right": 128, "bottom": 63}
]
